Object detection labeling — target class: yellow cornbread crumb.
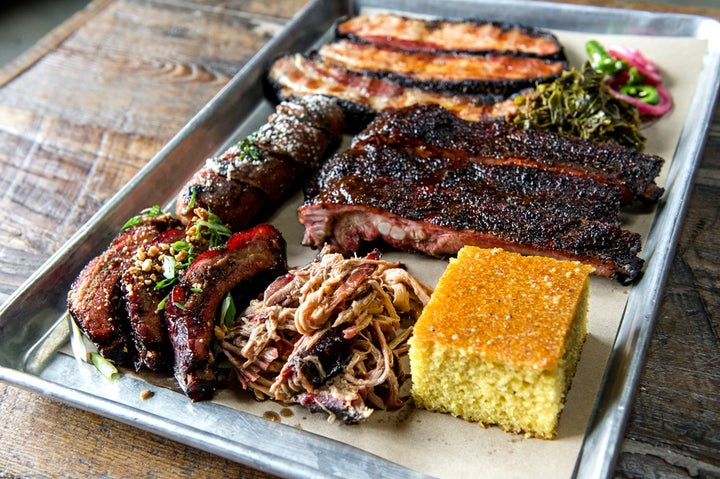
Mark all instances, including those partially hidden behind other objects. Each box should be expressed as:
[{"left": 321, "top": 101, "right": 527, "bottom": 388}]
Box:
[{"left": 409, "top": 246, "right": 594, "bottom": 439}]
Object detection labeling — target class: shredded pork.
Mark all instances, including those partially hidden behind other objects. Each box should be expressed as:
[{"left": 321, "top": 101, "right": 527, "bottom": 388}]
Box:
[{"left": 221, "top": 246, "right": 432, "bottom": 423}]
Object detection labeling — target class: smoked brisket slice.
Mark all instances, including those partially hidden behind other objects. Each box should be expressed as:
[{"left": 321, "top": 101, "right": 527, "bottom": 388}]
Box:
[
  {"left": 317, "top": 40, "right": 565, "bottom": 96},
  {"left": 265, "top": 54, "right": 517, "bottom": 128},
  {"left": 308, "top": 142, "right": 623, "bottom": 225},
  {"left": 336, "top": 14, "right": 565, "bottom": 59},
  {"left": 354, "top": 104, "right": 664, "bottom": 204}
]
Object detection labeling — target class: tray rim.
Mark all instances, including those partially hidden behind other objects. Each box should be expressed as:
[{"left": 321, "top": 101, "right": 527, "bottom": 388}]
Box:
[{"left": 1, "top": 0, "right": 719, "bottom": 478}]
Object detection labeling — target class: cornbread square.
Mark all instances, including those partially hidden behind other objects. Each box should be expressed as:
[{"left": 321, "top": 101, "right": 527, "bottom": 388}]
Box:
[{"left": 409, "top": 246, "right": 594, "bottom": 439}]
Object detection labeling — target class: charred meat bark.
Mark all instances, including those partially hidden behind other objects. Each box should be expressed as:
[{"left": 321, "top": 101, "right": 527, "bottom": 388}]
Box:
[
  {"left": 353, "top": 104, "right": 664, "bottom": 204},
  {"left": 165, "top": 224, "right": 287, "bottom": 401},
  {"left": 175, "top": 95, "right": 346, "bottom": 231},
  {"left": 316, "top": 40, "right": 565, "bottom": 96},
  {"left": 67, "top": 212, "right": 178, "bottom": 365},
  {"left": 265, "top": 54, "right": 518, "bottom": 127},
  {"left": 306, "top": 142, "right": 623, "bottom": 225},
  {"left": 336, "top": 14, "right": 565, "bottom": 59},
  {"left": 300, "top": 188, "right": 643, "bottom": 284}
]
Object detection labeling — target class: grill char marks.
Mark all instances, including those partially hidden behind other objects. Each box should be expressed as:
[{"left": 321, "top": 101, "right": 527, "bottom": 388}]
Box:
[
  {"left": 175, "top": 95, "right": 346, "bottom": 231},
  {"left": 165, "top": 224, "right": 287, "bottom": 401},
  {"left": 300, "top": 105, "right": 663, "bottom": 284},
  {"left": 316, "top": 39, "right": 566, "bottom": 97},
  {"left": 354, "top": 104, "right": 664, "bottom": 205},
  {"left": 335, "top": 14, "right": 565, "bottom": 59},
  {"left": 67, "top": 214, "right": 178, "bottom": 366}
]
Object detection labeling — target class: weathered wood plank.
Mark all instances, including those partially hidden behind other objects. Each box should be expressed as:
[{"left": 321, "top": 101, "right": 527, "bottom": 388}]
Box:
[
  {"left": 616, "top": 103, "right": 720, "bottom": 476},
  {"left": 0, "top": 0, "right": 306, "bottom": 302},
  {"left": 0, "top": 383, "right": 278, "bottom": 478}
]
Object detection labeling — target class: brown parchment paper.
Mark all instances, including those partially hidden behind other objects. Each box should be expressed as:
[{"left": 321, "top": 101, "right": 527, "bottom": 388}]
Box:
[
  {"left": 210, "top": 31, "right": 707, "bottom": 479},
  {"left": 66, "top": 25, "right": 709, "bottom": 479}
]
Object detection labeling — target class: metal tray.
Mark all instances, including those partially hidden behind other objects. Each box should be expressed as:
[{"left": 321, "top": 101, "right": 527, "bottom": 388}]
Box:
[{"left": 1, "top": 0, "right": 719, "bottom": 478}]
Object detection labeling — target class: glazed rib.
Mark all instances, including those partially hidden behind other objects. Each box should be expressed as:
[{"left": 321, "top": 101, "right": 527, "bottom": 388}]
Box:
[
  {"left": 121, "top": 228, "right": 187, "bottom": 372},
  {"left": 317, "top": 40, "right": 565, "bottom": 96},
  {"left": 353, "top": 104, "right": 664, "bottom": 204},
  {"left": 175, "top": 95, "right": 346, "bottom": 231},
  {"left": 67, "top": 213, "right": 178, "bottom": 365},
  {"left": 165, "top": 224, "right": 287, "bottom": 401},
  {"left": 336, "top": 14, "right": 565, "bottom": 59}
]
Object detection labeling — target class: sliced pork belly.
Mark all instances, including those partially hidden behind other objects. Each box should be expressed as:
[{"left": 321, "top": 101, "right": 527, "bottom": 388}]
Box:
[
  {"left": 336, "top": 14, "right": 565, "bottom": 59},
  {"left": 317, "top": 39, "right": 565, "bottom": 96},
  {"left": 265, "top": 54, "right": 518, "bottom": 127}
]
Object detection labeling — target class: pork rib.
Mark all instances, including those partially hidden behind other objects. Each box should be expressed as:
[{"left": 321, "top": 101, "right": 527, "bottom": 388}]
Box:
[
  {"left": 299, "top": 105, "right": 660, "bottom": 284},
  {"left": 67, "top": 213, "right": 178, "bottom": 365},
  {"left": 300, "top": 176, "right": 643, "bottom": 284},
  {"left": 336, "top": 14, "right": 565, "bottom": 59},
  {"left": 165, "top": 224, "right": 287, "bottom": 401},
  {"left": 121, "top": 228, "right": 186, "bottom": 371}
]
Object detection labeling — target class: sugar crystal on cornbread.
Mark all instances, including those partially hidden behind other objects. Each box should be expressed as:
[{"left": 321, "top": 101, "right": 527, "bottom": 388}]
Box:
[{"left": 409, "top": 246, "right": 594, "bottom": 439}]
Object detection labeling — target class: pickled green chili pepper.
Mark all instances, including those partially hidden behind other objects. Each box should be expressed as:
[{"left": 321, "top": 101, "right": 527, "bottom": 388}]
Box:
[
  {"left": 619, "top": 84, "right": 660, "bottom": 105},
  {"left": 586, "top": 39, "right": 627, "bottom": 75},
  {"left": 626, "top": 66, "right": 644, "bottom": 86}
]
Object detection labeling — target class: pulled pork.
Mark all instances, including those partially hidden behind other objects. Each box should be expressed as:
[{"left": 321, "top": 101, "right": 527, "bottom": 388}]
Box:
[{"left": 221, "top": 247, "right": 432, "bottom": 423}]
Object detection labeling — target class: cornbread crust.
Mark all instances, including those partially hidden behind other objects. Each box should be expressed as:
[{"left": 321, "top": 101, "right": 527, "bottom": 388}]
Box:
[{"left": 409, "top": 246, "right": 594, "bottom": 439}]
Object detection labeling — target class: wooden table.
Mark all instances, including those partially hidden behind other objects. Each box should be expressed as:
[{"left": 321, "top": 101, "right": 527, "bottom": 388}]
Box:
[{"left": 1, "top": 0, "right": 718, "bottom": 477}]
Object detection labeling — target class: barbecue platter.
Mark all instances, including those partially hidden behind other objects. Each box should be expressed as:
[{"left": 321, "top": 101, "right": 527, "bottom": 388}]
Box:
[{"left": 2, "top": 2, "right": 718, "bottom": 478}]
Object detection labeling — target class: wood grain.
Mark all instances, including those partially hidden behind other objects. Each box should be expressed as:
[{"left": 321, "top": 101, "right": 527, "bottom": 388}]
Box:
[
  {"left": 0, "top": 0, "right": 718, "bottom": 478},
  {"left": 0, "top": 1, "right": 305, "bottom": 475},
  {"left": 616, "top": 103, "right": 720, "bottom": 477}
]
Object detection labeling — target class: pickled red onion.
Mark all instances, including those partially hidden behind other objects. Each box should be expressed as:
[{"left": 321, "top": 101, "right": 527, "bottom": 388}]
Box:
[
  {"left": 609, "top": 82, "right": 672, "bottom": 118},
  {"left": 606, "top": 45, "right": 672, "bottom": 118},
  {"left": 607, "top": 46, "right": 664, "bottom": 85}
]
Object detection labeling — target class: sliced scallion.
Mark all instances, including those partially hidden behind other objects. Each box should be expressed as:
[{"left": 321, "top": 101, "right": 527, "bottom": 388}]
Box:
[
  {"left": 90, "top": 352, "right": 119, "bottom": 379},
  {"left": 219, "top": 292, "right": 236, "bottom": 328}
]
